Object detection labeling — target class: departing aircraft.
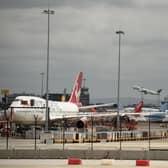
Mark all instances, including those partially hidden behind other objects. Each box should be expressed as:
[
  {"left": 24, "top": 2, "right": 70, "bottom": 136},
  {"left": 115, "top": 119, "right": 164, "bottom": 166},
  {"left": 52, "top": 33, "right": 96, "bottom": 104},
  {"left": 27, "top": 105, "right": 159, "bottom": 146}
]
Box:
[{"left": 132, "top": 85, "right": 162, "bottom": 95}]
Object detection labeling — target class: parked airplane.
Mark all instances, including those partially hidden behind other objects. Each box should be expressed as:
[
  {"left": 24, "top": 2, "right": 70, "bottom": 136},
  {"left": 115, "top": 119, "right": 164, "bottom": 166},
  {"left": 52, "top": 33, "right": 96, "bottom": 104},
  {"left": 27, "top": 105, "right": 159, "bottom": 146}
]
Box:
[
  {"left": 5, "top": 72, "right": 116, "bottom": 129},
  {"left": 124, "top": 100, "right": 167, "bottom": 122},
  {"left": 132, "top": 85, "right": 162, "bottom": 95},
  {"left": 6, "top": 73, "right": 165, "bottom": 130}
]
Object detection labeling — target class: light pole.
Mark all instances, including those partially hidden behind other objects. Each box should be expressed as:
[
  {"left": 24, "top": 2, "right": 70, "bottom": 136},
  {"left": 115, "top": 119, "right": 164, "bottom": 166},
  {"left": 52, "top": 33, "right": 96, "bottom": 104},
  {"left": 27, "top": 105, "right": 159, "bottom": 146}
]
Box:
[
  {"left": 148, "top": 113, "right": 151, "bottom": 151},
  {"left": 116, "top": 30, "right": 124, "bottom": 152},
  {"left": 91, "top": 115, "right": 94, "bottom": 151},
  {"left": 62, "top": 116, "right": 65, "bottom": 150},
  {"left": 83, "top": 78, "right": 86, "bottom": 88},
  {"left": 40, "top": 72, "right": 44, "bottom": 97},
  {"left": 43, "top": 8, "right": 54, "bottom": 131},
  {"left": 1, "top": 89, "right": 9, "bottom": 150},
  {"left": 157, "top": 90, "right": 162, "bottom": 108},
  {"left": 34, "top": 115, "right": 38, "bottom": 151}
]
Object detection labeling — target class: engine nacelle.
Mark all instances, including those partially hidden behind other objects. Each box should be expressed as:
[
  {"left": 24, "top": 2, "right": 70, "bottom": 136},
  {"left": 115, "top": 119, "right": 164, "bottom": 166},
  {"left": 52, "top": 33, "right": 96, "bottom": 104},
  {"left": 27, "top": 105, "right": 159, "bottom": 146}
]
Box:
[
  {"left": 112, "top": 115, "right": 137, "bottom": 130},
  {"left": 76, "top": 117, "right": 88, "bottom": 128}
]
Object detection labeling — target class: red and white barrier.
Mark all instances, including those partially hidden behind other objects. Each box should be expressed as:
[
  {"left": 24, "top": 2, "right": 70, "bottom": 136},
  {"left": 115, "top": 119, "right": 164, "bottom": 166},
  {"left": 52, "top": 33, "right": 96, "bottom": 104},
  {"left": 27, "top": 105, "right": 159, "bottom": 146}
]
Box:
[
  {"left": 68, "top": 158, "right": 82, "bottom": 165},
  {"left": 136, "top": 160, "right": 150, "bottom": 166},
  {"left": 101, "top": 159, "right": 114, "bottom": 166}
]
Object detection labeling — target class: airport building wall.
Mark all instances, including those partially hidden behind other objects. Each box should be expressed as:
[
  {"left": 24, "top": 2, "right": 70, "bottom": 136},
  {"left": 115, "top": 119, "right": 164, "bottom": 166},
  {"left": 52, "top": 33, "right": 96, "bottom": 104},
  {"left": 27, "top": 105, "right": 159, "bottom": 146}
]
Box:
[{"left": 0, "top": 149, "right": 168, "bottom": 160}]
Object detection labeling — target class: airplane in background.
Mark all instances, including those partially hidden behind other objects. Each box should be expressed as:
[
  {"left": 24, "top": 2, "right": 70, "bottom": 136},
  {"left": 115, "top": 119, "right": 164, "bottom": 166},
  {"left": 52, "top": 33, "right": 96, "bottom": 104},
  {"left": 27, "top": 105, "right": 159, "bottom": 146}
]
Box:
[
  {"left": 124, "top": 100, "right": 167, "bottom": 122},
  {"left": 132, "top": 85, "right": 162, "bottom": 95},
  {"left": 124, "top": 100, "right": 160, "bottom": 113}
]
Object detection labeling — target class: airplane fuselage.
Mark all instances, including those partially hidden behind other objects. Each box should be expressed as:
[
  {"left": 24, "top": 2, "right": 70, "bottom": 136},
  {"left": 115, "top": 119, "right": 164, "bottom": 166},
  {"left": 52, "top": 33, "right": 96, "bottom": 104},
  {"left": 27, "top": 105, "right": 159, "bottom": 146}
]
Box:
[{"left": 7, "top": 96, "right": 79, "bottom": 124}]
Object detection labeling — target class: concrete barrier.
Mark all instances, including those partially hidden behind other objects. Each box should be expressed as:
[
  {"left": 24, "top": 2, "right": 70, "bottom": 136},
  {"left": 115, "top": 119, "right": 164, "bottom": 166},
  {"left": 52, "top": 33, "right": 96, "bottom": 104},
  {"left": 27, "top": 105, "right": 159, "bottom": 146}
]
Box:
[{"left": 0, "top": 149, "right": 168, "bottom": 160}]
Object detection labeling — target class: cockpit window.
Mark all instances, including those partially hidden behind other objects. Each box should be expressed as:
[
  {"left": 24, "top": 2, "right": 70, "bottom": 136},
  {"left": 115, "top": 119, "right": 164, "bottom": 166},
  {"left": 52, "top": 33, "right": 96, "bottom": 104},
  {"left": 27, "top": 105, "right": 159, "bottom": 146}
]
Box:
[{"left": 21, "top": 100, "right": 28, "bottom": 105}]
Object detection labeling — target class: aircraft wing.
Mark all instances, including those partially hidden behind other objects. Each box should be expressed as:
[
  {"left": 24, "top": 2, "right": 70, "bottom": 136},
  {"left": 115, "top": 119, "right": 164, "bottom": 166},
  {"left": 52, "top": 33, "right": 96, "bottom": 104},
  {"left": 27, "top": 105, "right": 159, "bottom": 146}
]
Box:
[
  {"left": 79, "top": 103, "right": 115, "bottom": 111},
  {"left": 50, "top": 110, "right": 139, "bottom": 121},
  {"left": 50, "top": 111, "right": 117, "bottom": 120}
]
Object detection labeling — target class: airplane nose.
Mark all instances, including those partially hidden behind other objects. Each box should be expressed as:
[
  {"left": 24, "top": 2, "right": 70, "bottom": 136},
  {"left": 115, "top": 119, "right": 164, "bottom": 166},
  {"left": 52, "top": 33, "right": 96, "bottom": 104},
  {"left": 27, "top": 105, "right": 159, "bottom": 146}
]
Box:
[{"left": 5, "top": 108, "right": 15, "bottom": 121}]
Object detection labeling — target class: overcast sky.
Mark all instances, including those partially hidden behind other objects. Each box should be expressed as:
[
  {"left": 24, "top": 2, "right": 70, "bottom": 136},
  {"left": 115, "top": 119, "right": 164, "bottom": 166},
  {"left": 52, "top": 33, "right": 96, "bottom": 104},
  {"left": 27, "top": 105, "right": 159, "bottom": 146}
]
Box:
[{"left": 1, "top": 0, "right": 168, "bottom": 101}]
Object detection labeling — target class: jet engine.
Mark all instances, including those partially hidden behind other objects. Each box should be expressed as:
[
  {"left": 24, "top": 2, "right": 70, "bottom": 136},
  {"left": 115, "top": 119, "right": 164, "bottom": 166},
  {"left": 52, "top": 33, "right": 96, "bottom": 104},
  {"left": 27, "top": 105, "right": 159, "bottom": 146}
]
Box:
[{"left": 76, "top": 117, "right": 88, "bottom": 128}]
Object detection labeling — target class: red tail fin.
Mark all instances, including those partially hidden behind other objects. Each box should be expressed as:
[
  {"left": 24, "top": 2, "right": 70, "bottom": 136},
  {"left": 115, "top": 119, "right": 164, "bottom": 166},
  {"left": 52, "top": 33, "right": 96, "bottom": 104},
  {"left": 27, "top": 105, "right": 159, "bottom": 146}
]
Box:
[
  {"left": 134, "top": 100, "right": 143, "bottom": 113},
  {"left": 69, "top": 72, "right": 83, "bottom": 106}
]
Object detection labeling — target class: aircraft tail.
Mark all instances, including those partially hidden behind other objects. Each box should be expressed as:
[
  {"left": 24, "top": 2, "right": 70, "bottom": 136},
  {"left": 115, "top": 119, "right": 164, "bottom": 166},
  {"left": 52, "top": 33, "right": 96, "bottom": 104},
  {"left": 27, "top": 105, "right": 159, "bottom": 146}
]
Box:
[
  {"left": 69, "top": 72, "right": 83, "bottom": 107},
  {"left": 134, "top": 100, "right": 143, "bottom": 113},
  {"left": 157, "top": 89, "right": 162, "bottom": 94}
]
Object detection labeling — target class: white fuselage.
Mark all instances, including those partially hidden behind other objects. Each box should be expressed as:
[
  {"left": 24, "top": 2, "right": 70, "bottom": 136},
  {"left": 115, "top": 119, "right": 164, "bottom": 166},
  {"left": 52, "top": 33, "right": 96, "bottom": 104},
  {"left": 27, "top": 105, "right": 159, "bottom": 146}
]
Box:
[
  {"left": 123, "top": 107, "right": 165, "bottom": 122},
  {"left": 7, "top": 96, "right": 79, "bottom": 124}
]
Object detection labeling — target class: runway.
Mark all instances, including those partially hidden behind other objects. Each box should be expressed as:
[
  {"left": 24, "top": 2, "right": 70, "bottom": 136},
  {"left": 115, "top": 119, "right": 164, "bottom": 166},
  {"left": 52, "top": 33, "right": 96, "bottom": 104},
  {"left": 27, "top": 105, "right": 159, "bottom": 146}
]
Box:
[{"left": 0, "top": 159, "right": 168, "bottom": 168}]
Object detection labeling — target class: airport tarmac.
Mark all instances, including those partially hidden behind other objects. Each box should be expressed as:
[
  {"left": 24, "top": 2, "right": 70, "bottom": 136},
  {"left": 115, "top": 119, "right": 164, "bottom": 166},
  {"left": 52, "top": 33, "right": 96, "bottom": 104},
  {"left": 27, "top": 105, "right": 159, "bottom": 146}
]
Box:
[
  {"left": 0, "top": 137, "right": 168, "bottom": 150},
  {"left": 1, "top": 136, "right": 168, "bottom": 165},
  {"left": 0, "top": 159, "right": 168, "bottom": 168}
]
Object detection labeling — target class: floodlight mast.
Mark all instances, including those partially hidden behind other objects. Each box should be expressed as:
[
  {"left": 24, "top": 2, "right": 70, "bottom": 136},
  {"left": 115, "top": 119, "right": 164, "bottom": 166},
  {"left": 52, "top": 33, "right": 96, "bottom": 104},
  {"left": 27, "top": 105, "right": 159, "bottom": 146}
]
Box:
[
  {"left": 42, "top": 8, "right": 55, "bottom": 131},
  {"left": 116, "top": 30, "right": 124, "bottom": 152}
]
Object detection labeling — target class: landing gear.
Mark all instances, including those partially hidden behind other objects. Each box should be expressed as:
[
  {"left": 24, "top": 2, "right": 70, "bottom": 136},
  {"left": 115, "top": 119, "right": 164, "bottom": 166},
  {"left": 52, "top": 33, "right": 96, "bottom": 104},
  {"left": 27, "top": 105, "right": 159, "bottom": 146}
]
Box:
[{"left": 112, "top": 115, "right": 137, "bottom": 130}]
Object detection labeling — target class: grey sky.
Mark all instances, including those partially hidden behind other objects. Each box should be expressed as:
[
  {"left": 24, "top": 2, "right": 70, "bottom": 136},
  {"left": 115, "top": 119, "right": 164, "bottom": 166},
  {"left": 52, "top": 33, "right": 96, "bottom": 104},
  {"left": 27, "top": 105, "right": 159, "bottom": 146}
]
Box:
[{"left": 1, "top": 0, "right": 168, "bottom": 102}]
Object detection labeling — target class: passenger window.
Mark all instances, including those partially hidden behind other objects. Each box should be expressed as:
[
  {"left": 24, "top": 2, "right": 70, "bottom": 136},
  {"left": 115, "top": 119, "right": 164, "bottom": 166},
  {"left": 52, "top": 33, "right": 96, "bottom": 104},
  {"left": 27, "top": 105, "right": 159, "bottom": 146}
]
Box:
[{"left": 30, "top": 99, "right": 35, "bottom": 106}]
